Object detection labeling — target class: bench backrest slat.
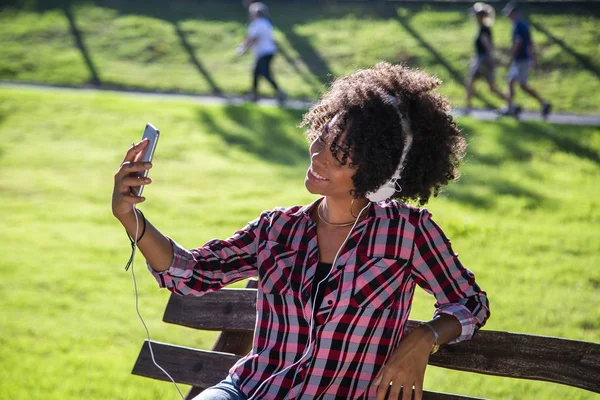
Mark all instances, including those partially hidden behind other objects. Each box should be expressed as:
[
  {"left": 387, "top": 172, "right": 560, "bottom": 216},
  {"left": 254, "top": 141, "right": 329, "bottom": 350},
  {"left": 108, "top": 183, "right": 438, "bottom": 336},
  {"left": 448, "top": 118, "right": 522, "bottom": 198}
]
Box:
[
  {"left": 426, "top": 326, "right": 600, "bottom": 393},
  {"left": 163, "top": 289, "right": 257, "bottom": 331},
  {"left": 132, "top": 341, "right": 237, "bottom": 388},
  {"left": 132, "top": 340, "right": 486, "bottom": 400},
  {"left": 162, "top": 288, "right": 600, "bottom": 393}
]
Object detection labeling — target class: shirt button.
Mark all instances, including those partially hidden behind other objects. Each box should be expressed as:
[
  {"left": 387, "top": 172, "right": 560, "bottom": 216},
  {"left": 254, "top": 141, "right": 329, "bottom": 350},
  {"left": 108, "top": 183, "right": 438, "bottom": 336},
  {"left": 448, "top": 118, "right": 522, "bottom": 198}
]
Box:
[
  {"left": 337, "top": 264, "right": 343, "bottom": 270},
  {"left": 309, "top": 257, "right": 317, "bottom": 264},
  {"left": 327, "top": 299, "right": 333, "bottom": 305}
]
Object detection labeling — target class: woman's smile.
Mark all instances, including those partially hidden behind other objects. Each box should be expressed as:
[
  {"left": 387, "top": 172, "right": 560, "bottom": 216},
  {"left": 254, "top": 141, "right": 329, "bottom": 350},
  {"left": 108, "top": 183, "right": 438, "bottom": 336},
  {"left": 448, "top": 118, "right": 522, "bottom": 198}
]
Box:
[{"left": 307, "top": 166, "right": 329, "bottom": 183}]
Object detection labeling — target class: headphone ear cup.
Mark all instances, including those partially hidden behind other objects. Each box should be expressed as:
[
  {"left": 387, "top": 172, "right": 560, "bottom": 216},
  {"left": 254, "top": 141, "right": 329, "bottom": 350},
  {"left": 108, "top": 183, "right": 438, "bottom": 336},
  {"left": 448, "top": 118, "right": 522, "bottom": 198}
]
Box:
[{"left": 366, "top": 182, "right": 397, "bottom": 202}]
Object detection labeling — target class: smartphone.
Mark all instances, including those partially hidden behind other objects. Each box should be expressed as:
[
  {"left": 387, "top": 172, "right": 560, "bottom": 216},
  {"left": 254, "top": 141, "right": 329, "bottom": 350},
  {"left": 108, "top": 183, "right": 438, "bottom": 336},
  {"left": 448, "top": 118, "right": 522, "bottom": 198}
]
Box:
[{"left": 131, "top": 123, "right": 160, "bottom": 197}]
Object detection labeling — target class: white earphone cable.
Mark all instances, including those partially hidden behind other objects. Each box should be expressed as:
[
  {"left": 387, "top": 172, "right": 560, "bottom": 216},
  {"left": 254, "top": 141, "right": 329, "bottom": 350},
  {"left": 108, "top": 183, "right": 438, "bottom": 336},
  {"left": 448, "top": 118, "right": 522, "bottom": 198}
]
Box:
[
  {"left": 246, "top": 201, "right": 371, "bottom": 399},
  {"left": 130, "top": 205, "right": 185, "bottom": 400}
]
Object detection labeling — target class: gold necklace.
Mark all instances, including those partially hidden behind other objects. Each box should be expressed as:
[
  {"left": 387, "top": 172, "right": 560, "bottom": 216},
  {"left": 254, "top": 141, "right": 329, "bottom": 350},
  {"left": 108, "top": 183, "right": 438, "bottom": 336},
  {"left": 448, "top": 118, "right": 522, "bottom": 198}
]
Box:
[{"left": 317, "top": 203, "right": 370, "bottom": 227}]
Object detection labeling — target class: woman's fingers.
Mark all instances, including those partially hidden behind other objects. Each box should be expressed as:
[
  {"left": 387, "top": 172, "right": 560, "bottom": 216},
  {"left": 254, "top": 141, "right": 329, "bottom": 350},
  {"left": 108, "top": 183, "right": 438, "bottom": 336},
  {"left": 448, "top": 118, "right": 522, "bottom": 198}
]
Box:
[
  {"left": 388, "top": 380, "right": 416, "bottom": 400},
  {"left": 119, "top": 192, "right": 146, "bottom": 204},
  {"left": 387, "top": 380, "right": 403, "bottom": 400},
  {"left": 112, "top": 141, "right": 152, "bottom": 218},
  {"left": 376, "top": 371, "right": 393, "bottom": 400},
  {"left": 122, "top": 139, "right": 149, "bottom": 163},
  {"left": 401, "top": 382, "right": 413, "bottom": 400},
  {"left": 413, "top": 381, "right": 424, "bottom": 400},
  {"left": 373, "top": 367, "right": 384, "bottom": 387},
  {"left": 115, "top": 161, "right": 152, "bottom": 181},
  {"left": 376, "top": 372, "right": 422, "bottom": 400},
  {"left": 119, "top": 176, "right": 152, "bottom": 192}
]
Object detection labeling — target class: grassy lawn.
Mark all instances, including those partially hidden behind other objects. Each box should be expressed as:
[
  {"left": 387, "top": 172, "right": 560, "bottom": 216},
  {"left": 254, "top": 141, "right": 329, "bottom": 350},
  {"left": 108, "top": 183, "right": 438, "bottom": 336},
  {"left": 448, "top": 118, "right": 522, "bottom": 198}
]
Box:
[
  {"left": 0, "top": 86, "right": 599, "bottom": 399},
  {"left": 1, "top": 0, "right": 599, "bottom": 113}
]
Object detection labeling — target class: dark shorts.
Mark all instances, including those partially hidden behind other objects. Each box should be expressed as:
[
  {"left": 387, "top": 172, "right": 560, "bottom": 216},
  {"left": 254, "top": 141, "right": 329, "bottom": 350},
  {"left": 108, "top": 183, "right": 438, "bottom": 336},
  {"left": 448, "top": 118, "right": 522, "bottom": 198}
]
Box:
[{"left": 468, "top": 55, "right": 495, "bottom": 82}]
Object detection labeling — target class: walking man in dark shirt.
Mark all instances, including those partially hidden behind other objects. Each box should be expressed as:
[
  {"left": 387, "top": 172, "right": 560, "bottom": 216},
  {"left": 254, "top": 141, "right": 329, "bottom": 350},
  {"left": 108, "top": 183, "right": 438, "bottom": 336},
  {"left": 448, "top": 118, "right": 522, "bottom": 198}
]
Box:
[{"left": 500, "top": 2, "right": 551, "bottom": 119}]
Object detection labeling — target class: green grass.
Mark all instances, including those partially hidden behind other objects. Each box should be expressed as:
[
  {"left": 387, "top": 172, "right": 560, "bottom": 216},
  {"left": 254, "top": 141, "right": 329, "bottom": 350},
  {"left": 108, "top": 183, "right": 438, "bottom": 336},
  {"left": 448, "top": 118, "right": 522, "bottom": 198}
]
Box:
[
  {"left": 1, "top": 1, "right": 599, "bottom": 113},
  {"left": 0, "top": 85, "right": 598, "bottom": 399}
]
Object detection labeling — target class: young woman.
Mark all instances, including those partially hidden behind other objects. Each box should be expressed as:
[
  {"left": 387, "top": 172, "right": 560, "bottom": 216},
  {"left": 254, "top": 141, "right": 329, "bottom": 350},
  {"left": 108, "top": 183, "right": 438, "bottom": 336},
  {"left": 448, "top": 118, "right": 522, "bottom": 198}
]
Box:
[
  {"left": 112, "top": 62, "right": 490, "bottom": 400},
  {"left": 465, "top": 2, "right": 508, "bottom": 114}
]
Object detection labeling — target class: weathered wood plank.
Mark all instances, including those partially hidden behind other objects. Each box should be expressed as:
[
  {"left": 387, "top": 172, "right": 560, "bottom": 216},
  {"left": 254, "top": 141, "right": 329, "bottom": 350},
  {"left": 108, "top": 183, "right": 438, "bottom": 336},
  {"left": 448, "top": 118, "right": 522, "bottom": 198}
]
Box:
[
  {"left": 183, "top": 280, "right": 258, "bottom": 400},
  {"left": 133, "top": 341, "right": 484, "bottom": 400},
  {"left": 163, "top": 289, "right": 257, "bottom": 331},
  {"left": 132, "top": 341, "right": 238, "bottom": 388},
  {"left": 405, "top": 321, "right": 600, "bottom": 393}
]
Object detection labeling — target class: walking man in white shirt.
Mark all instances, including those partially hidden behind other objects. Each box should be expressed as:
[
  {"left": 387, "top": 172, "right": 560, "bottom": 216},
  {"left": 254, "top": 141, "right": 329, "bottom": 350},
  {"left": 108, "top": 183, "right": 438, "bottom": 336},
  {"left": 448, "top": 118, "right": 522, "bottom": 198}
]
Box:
[{"left": 236, "top": 2, "right": 286, "bottom": 105}]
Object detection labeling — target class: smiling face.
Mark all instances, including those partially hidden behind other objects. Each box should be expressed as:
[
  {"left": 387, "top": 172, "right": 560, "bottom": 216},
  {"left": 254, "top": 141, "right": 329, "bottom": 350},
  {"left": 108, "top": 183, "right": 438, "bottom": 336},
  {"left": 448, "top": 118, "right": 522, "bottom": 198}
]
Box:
[{"left": 304, "top": 116, "right": 358, "bottom": 200}]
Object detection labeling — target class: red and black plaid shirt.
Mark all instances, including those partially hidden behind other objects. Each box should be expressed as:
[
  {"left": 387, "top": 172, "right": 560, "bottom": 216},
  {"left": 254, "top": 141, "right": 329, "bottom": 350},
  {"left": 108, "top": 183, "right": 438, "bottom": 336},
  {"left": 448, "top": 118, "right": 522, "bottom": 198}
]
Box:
[{"left": 150, "top": 199, "right": 490, "bottom": 399}]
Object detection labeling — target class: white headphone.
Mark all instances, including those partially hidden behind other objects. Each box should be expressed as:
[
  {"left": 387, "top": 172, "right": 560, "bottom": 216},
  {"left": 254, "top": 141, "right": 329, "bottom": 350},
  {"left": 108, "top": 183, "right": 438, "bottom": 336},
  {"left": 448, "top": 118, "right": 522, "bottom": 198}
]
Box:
[{"left": 365, "top": 95, "right": 413, "bottom": 202}]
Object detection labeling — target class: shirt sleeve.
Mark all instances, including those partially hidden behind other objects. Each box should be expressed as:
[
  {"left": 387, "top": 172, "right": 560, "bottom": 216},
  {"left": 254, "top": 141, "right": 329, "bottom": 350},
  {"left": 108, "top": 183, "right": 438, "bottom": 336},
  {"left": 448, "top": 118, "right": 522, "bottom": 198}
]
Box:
[
  {"left": 247, "top": 20, "right": 260, "bottom": 40},
  {"left": 147, "top": 211, "right": 270, "bottom": 296},
  {"left": 409, "top": 209, "right": 490, "bottom": 343}
]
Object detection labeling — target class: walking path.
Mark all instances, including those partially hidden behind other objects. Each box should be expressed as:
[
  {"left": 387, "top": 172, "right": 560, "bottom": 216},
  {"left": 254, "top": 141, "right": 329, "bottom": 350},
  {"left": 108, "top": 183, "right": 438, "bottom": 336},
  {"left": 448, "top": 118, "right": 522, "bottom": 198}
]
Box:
[{"left": 2, "top": 81, "right": 599, "bottom": 126}]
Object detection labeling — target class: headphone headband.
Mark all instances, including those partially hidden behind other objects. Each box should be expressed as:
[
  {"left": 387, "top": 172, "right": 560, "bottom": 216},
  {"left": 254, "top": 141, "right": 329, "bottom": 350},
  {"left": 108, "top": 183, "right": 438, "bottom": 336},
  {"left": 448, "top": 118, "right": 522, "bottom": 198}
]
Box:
[{"left": 365, "top": 95, "right": 413, "bottom": 202}]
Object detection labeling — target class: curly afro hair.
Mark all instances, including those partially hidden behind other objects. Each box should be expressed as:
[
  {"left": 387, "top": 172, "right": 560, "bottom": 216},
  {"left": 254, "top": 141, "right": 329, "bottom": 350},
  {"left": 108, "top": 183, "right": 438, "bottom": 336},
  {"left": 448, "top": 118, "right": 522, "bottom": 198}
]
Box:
[{"left": 301, "top": 62, "right": 466, "bottom": 205}]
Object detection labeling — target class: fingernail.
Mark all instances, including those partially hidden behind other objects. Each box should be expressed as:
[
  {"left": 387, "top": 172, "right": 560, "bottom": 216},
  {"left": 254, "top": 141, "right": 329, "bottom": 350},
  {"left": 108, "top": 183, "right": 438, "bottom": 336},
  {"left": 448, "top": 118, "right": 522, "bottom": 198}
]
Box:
[{"left": 144, "top": 178, "right": 151, "bottom": 183}]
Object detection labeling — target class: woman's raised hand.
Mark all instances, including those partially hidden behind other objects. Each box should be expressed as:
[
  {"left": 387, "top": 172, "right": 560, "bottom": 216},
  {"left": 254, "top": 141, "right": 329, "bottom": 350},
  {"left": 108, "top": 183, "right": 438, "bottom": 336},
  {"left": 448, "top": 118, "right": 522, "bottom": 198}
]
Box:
[{"left": 112, "top": 139, "right": 153, "bottom": 219}]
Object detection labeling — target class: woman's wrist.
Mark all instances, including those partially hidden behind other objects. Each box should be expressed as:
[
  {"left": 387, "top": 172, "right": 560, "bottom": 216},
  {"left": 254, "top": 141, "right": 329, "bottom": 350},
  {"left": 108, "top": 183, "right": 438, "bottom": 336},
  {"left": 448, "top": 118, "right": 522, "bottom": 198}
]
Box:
[
  {"left": 116, "top": 208, "right": 137, "bottom": 224},
  {"left": 117, "top": 208, "right": 145, "bottom": 240},
  {"left": 419, "top": 322, "right": 440, "bottom": 354}
]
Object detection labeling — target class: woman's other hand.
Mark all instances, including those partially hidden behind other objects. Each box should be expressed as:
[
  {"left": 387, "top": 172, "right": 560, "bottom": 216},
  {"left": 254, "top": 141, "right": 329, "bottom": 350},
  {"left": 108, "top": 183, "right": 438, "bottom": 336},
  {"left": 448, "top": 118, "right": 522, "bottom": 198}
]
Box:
[{"left": 374, "top": 325, "right": 435, "bottom": 400}]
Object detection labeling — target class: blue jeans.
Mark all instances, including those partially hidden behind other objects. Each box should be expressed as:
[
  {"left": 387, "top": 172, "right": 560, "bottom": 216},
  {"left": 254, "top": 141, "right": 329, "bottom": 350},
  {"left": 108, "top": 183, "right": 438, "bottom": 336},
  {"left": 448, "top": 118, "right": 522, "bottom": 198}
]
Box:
[{"left": 192, "top": 375, "right": 247, "bottom": 400}]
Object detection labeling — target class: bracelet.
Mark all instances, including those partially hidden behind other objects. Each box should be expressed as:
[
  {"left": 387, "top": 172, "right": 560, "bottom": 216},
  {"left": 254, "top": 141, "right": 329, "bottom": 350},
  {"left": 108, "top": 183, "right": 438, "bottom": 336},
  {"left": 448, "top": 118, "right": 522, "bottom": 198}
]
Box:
[
  {"left": 126, "top": 208, "right": 146, "bottom": 243},
  {"left": 124, "top": 208, "right": 146, "bottom": 271},
  {"left": 420, "top": 321, "right": 440, "bottom": 355}
]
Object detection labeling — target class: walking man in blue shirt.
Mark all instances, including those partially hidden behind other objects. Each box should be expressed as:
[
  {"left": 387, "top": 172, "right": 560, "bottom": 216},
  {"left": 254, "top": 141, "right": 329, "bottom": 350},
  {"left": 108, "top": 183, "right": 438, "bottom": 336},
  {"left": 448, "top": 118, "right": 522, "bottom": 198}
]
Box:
[{"left": 500, "top": 2, "right": 551, "bottom": 119}]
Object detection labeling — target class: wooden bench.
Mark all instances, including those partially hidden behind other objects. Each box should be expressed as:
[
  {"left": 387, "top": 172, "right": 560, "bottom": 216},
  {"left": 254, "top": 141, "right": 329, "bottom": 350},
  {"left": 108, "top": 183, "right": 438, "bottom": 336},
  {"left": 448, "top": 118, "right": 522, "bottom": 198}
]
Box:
[{"left": 132, "top": 280, "right": 600, "bottom": 399}]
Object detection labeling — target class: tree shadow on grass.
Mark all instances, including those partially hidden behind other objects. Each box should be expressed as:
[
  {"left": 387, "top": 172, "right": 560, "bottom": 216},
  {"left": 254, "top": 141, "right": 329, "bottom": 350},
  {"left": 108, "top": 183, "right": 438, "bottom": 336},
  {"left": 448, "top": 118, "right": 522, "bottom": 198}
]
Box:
[
  {"left": 173, "top": 22, "right": 223, "bottom": 95},
  {"left": 529, "top": 19, "right": 600, "bottom": 80},
  {"left": 8, "top": 0, "right": 599, "bottom": 108},
  {"left": 275, "top": 40, "right": 324, "bottom": 95},
  {"left": 274, "top": 22, "right": 335, "bottom": 89},
  {"left": 7, "top": 0, "right": 336, "bottom": 95},
  {"left": 63, "top": 0, "right": 101, "bottom": 85},
  {"left": 514, "top": 122, "right": 600, "bottom": 166},
  {"left": 195, "top": 105, "right": 309, "bottom": 167},
  {"left": 445, "top": 120, "right": 599, "bottom": 209},
  {"left": 445, "top": 172, "right": 544, "bottom": 210}
]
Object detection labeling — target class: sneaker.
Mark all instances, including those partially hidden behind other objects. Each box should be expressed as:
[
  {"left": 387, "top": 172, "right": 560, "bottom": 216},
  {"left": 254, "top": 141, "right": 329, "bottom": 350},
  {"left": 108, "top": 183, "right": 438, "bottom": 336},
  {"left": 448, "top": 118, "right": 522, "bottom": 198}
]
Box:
[
  {"left": 243, "top": 92, "right": 259, "bottom": 102},
  {"left": 542, "top": 102, "right": 552, "bottom": 119},
  {"left": 496, "top": 107, "right": 511, "bottom": 117},
  {"left": 512, "top": 105, "right": 523, "bottom": 120},
  {"left": 496, "top": 105, "right": 522, "bottom": 120},
  {"left": 276, "top": 90, "right": 287, "bottom": 107}
]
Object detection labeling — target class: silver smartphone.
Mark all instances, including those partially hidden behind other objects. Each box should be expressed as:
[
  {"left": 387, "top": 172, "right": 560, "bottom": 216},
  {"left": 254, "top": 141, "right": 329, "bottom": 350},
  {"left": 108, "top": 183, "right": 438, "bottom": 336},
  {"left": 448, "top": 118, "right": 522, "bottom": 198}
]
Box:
[{"left": 131, "top": 123, "right": 159, "bottom": 197}]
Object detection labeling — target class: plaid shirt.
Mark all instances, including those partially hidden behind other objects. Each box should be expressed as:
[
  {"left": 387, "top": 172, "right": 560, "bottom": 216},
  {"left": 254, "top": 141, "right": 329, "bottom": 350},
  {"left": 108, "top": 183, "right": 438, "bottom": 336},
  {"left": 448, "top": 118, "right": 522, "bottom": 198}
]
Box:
[{"left": 150, "top": 199, "right": 490, "bottom": 399}]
